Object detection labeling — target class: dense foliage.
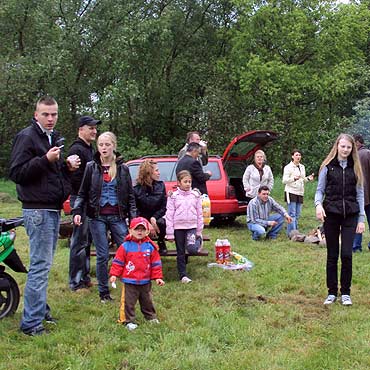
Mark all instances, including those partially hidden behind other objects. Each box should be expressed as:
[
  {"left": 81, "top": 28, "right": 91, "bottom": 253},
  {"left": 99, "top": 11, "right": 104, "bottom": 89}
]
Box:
[{"left": 1, "top": 0, "right": 369, "bottom": 176}]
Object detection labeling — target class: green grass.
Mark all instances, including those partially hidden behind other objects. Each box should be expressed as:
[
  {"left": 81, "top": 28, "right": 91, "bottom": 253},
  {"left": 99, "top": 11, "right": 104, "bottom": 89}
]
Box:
[{"left": 2, "top": 179, "right": 370, "bottom": 370}]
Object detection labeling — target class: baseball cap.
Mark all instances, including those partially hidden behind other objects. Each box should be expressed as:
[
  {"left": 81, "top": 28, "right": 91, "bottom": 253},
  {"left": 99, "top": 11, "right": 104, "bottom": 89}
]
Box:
[
  {"left": 129, "top": 217, "right": 149, "bottom": 230},
  {"left": 78, "top": 116, "right": 102, "bottom": 127}
]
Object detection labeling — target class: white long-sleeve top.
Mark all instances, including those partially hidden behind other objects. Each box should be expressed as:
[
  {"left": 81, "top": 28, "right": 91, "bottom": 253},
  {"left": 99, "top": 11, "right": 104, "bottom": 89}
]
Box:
[
  {"left": 282, "top": 161, "right": 309, "bottom": 197},
  {"left": 242, "top": 164, "right": 274, "bottom": 198}
]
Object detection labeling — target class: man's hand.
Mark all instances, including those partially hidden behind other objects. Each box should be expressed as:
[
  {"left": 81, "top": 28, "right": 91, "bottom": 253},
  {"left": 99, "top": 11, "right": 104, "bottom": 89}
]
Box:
[
  {"left": 285, "top": 215, "right": 293, "bottom": 223},
  {"left": 67, "top": 154, "right": 81, "bottom": 171},
  {"left": 46, "top": 147, "right": 61, "bottom": 163},
  {"left": 269, "top": 221, "right": 278, "bottom": 227},
  {"left": 356, "top": 221, "right": 365, "bottom": 234},
  {"left": 73, "top": 215, "right": 82, "bottom": 226}
]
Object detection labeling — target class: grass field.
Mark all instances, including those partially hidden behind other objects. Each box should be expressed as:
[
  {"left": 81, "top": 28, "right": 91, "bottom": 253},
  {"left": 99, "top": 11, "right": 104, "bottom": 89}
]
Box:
[{"left": 1, "top": 179, "right": 370, "bottom": 370}]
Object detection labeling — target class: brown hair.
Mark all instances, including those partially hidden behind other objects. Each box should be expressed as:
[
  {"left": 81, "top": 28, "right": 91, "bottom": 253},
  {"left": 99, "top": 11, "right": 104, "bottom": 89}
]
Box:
[
  {"left": 319, "top": 133, "right": 363, "bottom": 185},
  {"left": 177, "top": 170, "right": 192, "bottom": 182},
  {"left": 36, "top": 96, "right": 57, "bottom": 108},
  {"left": 136, "top": 159, "right": 158, "bottom": 188},
  {"left": 186, "top": 131, "right": 200, "bottom": 143}
]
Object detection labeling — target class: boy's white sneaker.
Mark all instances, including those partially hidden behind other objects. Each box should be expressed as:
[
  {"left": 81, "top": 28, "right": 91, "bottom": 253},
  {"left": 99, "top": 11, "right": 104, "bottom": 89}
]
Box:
[
  {"left": 126, "top": 323, "right": 138, "bottom": 331},
  {"left": 149, "top": 319, "right": 160, "bottom": 324},
  {"left": 341, "top": 295, "right": 352, "bottom": 306},
  {"left": 181, "top": 276, "right": 192, "bottom": 284},
  {"left": 323, "top": 295, "right": 337, "bottom": 305}
]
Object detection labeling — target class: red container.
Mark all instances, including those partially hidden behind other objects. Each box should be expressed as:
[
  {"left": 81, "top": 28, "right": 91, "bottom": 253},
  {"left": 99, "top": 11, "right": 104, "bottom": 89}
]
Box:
[
  {"left": 215, "top": 239, "right": 224, "bottom": 264},
  {"left": 222, "top": 242, "right": 231, "bottom": 264}
]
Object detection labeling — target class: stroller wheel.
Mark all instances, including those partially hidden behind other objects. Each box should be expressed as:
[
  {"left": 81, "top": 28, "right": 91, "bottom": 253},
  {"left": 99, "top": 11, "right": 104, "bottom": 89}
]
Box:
[{"left": 0, "top": 271, "right": 20, "bottom": 319}]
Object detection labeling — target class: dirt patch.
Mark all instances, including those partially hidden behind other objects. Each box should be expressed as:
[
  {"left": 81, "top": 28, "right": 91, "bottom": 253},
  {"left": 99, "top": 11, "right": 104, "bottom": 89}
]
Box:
[{"left": 0, "top": 192, "right": 16, "bottom": 203}]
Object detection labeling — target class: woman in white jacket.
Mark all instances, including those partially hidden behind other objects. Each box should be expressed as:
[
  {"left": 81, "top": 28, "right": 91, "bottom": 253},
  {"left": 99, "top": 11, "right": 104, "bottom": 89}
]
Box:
[
  {"left": 242, "top": 150, "right": 274, "bottom": 201},
  {"left": 282, "top": 149, "right": 314, "bottom": 236}
]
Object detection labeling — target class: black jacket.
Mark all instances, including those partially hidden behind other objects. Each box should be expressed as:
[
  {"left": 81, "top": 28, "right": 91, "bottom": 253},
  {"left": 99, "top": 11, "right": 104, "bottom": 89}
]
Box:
[
  {"left": 73, "top": 152, "right": 137, "bottom": 220},
  {"left": 9, "top": 119, "right": 71, "bottom": 209},
  {"left": 68, "top": 138, "right": 94, "bottom": 195},
  {"left": 324, "top": 157, "right": 359, "bottom": 216},
  {"left": 176, "top": 154, "right": 211, "bottom": 194},
  {"left": 134, "top": 180, "right": 167, "bottom": 221}
]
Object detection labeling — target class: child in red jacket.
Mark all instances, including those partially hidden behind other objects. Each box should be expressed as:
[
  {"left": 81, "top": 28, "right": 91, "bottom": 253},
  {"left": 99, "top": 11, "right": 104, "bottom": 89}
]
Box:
[{"left": 110, "top": 217, "right": 165, "bottom": 331}]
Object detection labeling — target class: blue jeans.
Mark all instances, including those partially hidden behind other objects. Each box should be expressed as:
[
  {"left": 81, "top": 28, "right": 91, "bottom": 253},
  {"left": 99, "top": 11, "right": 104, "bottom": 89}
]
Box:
[
  {"left": 247, "top": 213, "right": 284, "bottom": 240},
  {"left": 69, "top": 196, "right": 92, "bottom": 290},
  {"left": 286, "top": 201, "right": 303, "bottom": 236},
  {"left": 352, "top": 204, "right": 370, "bottom": 251},
  {"left": 89, "top": 215, "right": 128, "bottom": 295},
  {"left": 20, "top": 209, "right": 60, "bottom": 332}
]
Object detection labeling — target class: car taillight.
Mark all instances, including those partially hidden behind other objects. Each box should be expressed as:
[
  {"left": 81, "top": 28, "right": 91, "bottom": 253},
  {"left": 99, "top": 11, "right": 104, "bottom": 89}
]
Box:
[{"left": 226, "top": 184, "right": 236, "bottom": 199}]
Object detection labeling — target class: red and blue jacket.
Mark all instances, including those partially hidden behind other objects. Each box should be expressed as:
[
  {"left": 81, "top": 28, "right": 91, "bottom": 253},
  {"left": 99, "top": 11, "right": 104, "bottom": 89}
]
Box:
[{"left": 110, "top": 235, "right": 163, "bottom": 285}]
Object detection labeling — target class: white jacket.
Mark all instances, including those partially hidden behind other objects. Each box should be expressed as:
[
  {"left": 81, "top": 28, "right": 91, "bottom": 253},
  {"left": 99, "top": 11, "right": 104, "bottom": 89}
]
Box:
[
  {"left": 282, "top": 161, "right": 308, "bottom": 199},
  {"left": 242, "top": 164, "right": 274, "bottom": 198}
]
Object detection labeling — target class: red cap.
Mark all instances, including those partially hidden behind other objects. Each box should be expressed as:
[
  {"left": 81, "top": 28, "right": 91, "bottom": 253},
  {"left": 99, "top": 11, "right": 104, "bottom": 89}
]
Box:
[{"left": 129, "top": 217, "right": 149, "bottom": 230}]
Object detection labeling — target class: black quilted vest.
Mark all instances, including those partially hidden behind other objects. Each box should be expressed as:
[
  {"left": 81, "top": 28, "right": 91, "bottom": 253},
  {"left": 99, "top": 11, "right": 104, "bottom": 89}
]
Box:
[{"left": 323, "top": 157, "right": 359, "bottom": 216}]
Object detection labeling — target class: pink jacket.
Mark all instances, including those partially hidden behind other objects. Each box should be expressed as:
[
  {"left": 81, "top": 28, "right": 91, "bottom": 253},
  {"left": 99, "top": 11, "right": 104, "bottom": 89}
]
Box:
[{"left": 165, "top": 188, "right": 204, "bottom": 239}]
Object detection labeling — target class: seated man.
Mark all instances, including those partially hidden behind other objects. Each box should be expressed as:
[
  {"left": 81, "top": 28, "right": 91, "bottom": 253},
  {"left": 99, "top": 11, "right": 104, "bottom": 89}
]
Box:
[{"left": 247, "top": 186, "right": 292, "bottom": 240}]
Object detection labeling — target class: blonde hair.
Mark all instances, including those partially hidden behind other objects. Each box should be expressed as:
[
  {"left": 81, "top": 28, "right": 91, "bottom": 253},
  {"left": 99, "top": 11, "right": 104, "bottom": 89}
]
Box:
[
  {"left": 254, "top": 149, "right": 266, "bottom": 162},
  {"left": 319, "top": 133, "right": 363, "bottom": 185},
  {"left": 137, "top": 159, "right": 157, "bottom": 188},
  {"left": 98, "top": 131, "right": 117, "bottom": 180}
]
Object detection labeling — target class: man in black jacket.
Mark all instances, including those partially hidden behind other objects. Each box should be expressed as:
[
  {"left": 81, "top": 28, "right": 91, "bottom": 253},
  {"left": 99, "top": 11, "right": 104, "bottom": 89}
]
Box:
[
  {"left": 68, "top": 116, "right": 101, "bottom": 291},
  {"left": 176, "top": 142, "right": 212, "bottom": 194},
  {"left": 9, "top": 96, "right": 80, "bottom": 336}
]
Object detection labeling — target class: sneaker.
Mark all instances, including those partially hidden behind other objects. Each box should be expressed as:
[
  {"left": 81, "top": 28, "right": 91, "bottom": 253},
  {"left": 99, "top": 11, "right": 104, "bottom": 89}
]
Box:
[
  {"left": 341, "top": 295, "right": 352, "bottom": 306},
  {"left": 181, "top": 276, "right": 192, "bottom": 284},
  {"left": 149, "top": 318, "right": 160, "bottom": 324},
  {"left": 100, "top": 294, "right": 114, "bottom": 303},
  {"left": 126, "top": 323, "right": 138, "bottom": 331},
  {"left": 44, "top": 313, "right": 57, "bottom": 325},
  {"left": 22, "top": 325, "right": 47, "bottom": 336},
  {"left": 323, "top": 295, "right": 337, "bottom": 305}
]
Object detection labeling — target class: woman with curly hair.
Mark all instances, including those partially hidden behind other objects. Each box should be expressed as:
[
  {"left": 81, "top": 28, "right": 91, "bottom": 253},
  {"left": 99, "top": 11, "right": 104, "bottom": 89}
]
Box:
[{"left": 134, "top": 159, "right": 167, "bottom": 254}]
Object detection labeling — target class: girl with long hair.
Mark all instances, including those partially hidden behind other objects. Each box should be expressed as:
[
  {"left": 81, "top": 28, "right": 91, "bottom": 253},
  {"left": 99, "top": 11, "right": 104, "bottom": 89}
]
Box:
[
  {"left": 73, "top": 132, "right": 136, "bottom": 302},
  {"left": 315, "top": 133, "right": 365, "bottom": 306}
]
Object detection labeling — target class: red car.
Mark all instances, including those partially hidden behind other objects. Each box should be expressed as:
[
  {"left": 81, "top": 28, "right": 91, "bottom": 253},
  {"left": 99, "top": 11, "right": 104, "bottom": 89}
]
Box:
[
  {"left": 126, "top": 130, "right": 278, "bottom": 224},
  {"left": 63, "top": 130, "right": 278, "bottom": 224}
]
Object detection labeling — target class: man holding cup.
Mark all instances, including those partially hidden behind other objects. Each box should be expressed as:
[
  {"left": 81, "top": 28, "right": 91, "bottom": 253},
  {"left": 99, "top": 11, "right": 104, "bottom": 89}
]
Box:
[
  {"left": 178, "top": 131, "right": 208, "bottom": 166},
  {"left": 9, "top": 96, "right": 80, "bottom": 336}
]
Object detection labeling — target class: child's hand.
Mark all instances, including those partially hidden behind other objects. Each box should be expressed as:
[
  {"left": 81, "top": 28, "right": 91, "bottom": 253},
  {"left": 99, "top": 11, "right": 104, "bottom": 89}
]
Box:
[
  {"left": 156, "top": 279, "right": 165, "bottom": 286},
  {"left": 110, "top": 276, "right": 116, "bottom": 283}
]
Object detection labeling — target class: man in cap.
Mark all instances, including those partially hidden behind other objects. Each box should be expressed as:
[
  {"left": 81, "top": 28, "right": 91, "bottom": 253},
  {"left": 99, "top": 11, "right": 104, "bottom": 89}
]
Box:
[{"left": 68, "top": 115, "right": 101, "bottom": 291}]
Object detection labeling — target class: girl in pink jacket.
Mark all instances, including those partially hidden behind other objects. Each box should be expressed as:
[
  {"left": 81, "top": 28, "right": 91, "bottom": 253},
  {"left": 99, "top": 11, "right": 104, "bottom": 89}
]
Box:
[{"left": 165, "top": 170, "right": 204, "bottom": 283}]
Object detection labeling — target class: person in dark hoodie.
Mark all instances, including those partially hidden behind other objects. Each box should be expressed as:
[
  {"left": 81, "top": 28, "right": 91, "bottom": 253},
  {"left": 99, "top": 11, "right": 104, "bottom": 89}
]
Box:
[
  {"left": 68, "top": 116, "right": 101, "bottom": 291},
  {"left": 73, "top": 131, "right": 137, "bottom": 303},
  {"left": 9, "top": 96, "right": 80, "bottom": 336}
]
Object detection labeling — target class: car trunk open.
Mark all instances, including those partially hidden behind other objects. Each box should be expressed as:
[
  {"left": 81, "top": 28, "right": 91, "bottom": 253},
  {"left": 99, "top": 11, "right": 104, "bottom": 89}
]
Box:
[{"left": 221, "top": 130, "right": 278, "bottom": 204}]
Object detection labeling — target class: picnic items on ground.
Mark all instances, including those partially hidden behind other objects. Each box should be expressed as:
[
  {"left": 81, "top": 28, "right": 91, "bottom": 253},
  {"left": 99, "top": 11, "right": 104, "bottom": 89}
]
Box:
[{"left": 208, "top": 238, "right": 254, "bottom": 271}]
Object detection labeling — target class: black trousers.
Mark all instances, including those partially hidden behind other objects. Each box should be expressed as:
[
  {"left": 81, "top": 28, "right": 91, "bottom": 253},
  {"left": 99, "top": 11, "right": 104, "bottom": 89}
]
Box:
[{"left": 324, "top": 212, "right": 357, "bottom": 296}]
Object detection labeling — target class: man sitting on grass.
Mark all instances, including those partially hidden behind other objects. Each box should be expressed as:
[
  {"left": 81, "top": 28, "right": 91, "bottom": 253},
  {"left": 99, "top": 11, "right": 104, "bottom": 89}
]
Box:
[{"left": 247, "top": 186, "right": 292, "bottom": 240}]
